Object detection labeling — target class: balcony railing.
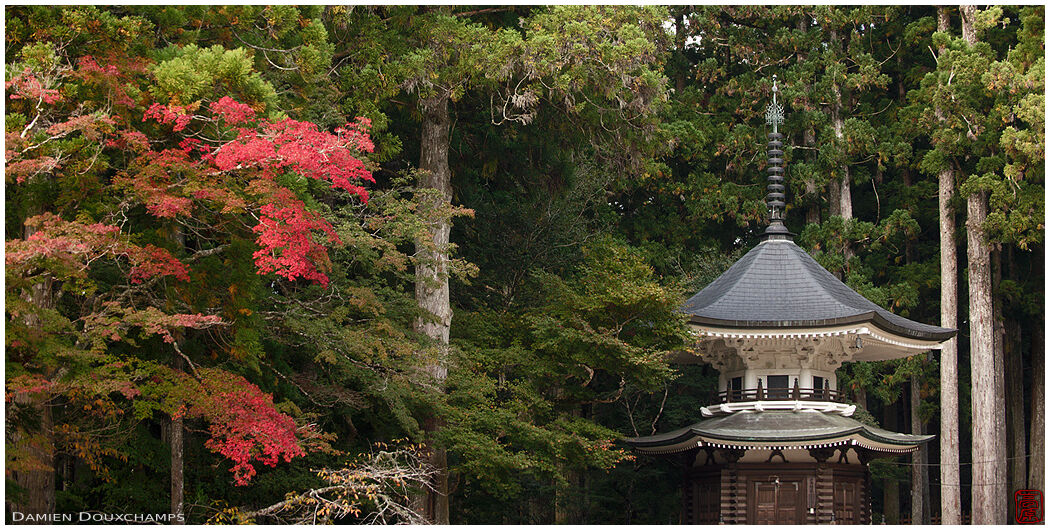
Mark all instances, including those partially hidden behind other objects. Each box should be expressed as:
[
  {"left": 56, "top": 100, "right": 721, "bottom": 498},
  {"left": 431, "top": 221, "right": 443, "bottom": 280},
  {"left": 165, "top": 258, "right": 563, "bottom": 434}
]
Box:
[{"left": 717, "top": 385, "right": 846, "bottom": 404}]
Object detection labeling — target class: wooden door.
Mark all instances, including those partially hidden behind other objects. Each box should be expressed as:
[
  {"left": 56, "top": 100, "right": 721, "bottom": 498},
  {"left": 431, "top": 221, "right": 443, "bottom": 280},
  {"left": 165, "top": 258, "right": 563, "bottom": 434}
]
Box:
[
  {"left": 754, "top": 482, "right": 778, "bottom": 524},
  {"left": 750, "top": 478, "right": 803, "bottom": 524},
  {"left": 766, "top": 375, "right": 790, "bottom": 399},
  {"left": 834, "top": 480, "right": 858, "bottom": 524},
  {"left": 695, "top": 481, "right": 720, "bottom": 523},
  {"left": 777, "top": 480, "right": 801, "bottom": 522}
]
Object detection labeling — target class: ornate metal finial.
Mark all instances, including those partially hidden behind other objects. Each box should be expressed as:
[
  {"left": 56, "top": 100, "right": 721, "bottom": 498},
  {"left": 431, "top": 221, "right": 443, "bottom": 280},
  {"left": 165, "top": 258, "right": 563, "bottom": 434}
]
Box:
[
  {"left": 765, "top": 75, "right": 784, "bottom": 135},
  {"left": 763, "top": 75, "right": 792, "bottom": 240}
]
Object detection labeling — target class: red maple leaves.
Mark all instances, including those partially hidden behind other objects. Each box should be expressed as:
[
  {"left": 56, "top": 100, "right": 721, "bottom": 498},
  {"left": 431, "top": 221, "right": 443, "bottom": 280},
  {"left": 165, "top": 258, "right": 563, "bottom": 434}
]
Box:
[
  {"left": 207, "top": 108, "right": 375, "bottom": 202},
  {"left": 7, "top": 51, "right": 371, "bottom": 486},
  {"left": 127, "top": 245, "right": 192, "bottom": 284},
  {"left": 252, "top": 203, "right": 340, "bottom": 287},
  {"left": 139, "top": 96, "right": 375, "bottom": 288},
  {"left": 193, "top": 370, "right": 307, "bottom": 485},
  {"left": 210, "top": 96, "right": 255, "bottom": 125}
]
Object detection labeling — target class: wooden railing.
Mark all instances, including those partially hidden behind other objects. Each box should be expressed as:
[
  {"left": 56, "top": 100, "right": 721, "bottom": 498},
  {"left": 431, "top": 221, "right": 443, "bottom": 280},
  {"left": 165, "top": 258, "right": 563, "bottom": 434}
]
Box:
[{"left": 717, "top": 381, "right": 847, "bottom": 403}]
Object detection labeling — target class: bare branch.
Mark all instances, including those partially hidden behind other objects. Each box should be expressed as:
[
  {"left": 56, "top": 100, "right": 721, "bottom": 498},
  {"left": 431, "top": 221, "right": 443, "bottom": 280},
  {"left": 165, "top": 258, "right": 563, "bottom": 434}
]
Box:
[
  {"left": 453, "top": 7, "right": 515, "bottom": 18},
  {"left": 171, "top": 340, "right": 202, "bottom": 380},
  {"left": 233, "top": 445, "right": 435, "bottom": 524},
  {"left": 650, "top": 384, "right": 669, "bottom": 436},
  {"left": 185, "top": 244, "right": 229, "bottom": 262}
]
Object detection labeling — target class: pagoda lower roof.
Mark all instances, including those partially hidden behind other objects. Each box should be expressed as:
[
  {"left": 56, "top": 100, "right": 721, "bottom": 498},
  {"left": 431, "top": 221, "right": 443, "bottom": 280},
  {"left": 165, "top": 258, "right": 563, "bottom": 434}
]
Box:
[
  {"left": 681, "top": 238, "right": 955, "bottom": 342},
  {"left": 624, "top": 410, "right": 933, "bottom": 455}
]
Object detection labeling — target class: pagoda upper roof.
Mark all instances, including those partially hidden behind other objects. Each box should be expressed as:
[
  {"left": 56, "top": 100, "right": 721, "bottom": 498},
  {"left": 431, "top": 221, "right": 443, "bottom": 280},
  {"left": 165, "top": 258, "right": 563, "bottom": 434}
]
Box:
[
  {"left": 624, "top": 410, "right": 933, "bottom": 455},
  {"left": 681, "top": 237, "right": 955, "bottom": 342}
]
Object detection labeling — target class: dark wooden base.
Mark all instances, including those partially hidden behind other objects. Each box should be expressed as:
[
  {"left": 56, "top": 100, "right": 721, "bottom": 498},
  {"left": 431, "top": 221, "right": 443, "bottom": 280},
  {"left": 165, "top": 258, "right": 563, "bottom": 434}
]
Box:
[{"left": 682, "top": 462, "right": 871, "bottom": 524}]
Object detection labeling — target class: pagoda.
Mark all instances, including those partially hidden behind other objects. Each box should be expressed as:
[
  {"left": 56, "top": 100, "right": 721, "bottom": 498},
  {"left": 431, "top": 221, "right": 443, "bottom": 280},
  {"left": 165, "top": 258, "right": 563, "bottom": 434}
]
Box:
[{"left": 624, "top": 77, "right": 956, "bottom": 525}]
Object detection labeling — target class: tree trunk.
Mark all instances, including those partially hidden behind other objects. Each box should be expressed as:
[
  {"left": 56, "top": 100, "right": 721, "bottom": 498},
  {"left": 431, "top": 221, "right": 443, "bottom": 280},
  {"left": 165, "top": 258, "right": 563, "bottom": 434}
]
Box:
[
  {"left": 910, "top": 375, "right": 930, "bottom": 524},
  {"left": 170, "top": 231, "right": 187, "bottom": 525},
  {"left": 8, "top": 396, "right": 55, "bottom": 523},
  {"left": 1005, "top": 313, "right": 1025, "bottom": 514},
  {"left": 673, "top": 11, "right": 686, "bottom": 94},
  {"left": 992, "top": 249, "right": 1006, "bottom": 465},
  {"left": 934, "top": 7, "right": 962, "bottom": 525},
  {"left": 961, "top": 5, "right": 977, "bottom": 45},
  {"left": 961, "top": 5, "right": 1005, "bottom": 524},
  {"left": 171, "top": 350, "right": 185, "bottom": 524},
  {"left": 837, "top": 164, "right": 852, "bottom": 223},
  {"left": 170, "top": 415, "right": 184, "bottom": 523},
  {"left": 1029, "top": 304, "right": 1044, "bottom": 492},
  {"left": 902, "top": 170, "right": 913, "bottom": 263},
  {"left": 828, "top": 56, "right": 852, "bottom": 221},
  {"left": 416, "top": 95, "right": 453, "bottom": 374},
  {"left": 1000, "top": 247, "right": 1026, "bottom": 517},
  {"left": 967, "top": 186, "right": 1006, "bottom": 524},
  {"left": 415, "top": 90, "right": 453, "bottom": 524},
  {"left": 854, "top": 384, "right": 867, "bottom": 412},
  {"left": 883, "top": 401, "right": 900, "bottom": 524},
  {"left": 828, "top": 171, "right": 841, "bottom": 219},
  {"left": 803, "top": 125, "right": 820, "bottom": 226},
  {"left": 797, "top": 18, "right": 820, "bottom": 227},
  {"left": 992, "top": 246, "right": 1008, "bottom": 520},
  {"left": 9, "top": 223, "right": 57, "bottom": 522},
  {"left": 1028, "top": 243, "right": 1044, "bottom": 492},
  {"left": 828, "top": 29, "right": 853, "bottom": 268}
]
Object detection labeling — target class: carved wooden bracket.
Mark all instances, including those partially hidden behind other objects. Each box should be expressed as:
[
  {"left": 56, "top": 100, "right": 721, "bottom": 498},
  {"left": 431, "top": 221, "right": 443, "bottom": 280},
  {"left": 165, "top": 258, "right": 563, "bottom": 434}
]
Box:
[
  {"left": 808, "top": 447, "right": 836, "bottom": 463},
  {"left": 719, "top": 448, "right": 746, "bottom": 463}
]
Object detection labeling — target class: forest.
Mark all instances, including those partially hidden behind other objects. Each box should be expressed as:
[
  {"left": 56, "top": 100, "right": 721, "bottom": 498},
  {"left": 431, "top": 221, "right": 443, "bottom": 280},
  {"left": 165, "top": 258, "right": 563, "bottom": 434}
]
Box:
[{"left": 4, "top": 5, "right": 1044, "bottom": 525}]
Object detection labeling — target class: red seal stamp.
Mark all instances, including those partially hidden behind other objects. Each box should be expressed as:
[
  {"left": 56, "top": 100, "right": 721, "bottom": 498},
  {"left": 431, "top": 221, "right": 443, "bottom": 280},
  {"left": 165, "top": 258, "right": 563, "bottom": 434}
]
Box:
[{"left": 1016, "top": 489, "right": 1043, "bottom": 524}]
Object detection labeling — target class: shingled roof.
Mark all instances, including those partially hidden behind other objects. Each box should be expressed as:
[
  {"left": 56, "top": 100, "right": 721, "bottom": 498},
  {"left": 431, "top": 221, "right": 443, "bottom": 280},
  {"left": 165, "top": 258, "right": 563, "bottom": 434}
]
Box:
[{"left": 681, "top": 237, "right": 955, "bottom": 342}]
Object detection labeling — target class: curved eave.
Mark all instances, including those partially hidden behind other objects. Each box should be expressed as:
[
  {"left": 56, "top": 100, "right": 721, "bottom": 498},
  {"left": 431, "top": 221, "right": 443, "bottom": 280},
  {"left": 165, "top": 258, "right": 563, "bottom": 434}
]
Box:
[
  {"left": 625, "top": 424, "right": 933, "bottom": 448},
  {"left": 625, "top": 431, "right": 934, "bottom": 456},
  {"left": 624, "top": 414, "right": 934, "bottom": 456},
  {"left": 688, "top": 310, "right": 956, "bottom": 343}
]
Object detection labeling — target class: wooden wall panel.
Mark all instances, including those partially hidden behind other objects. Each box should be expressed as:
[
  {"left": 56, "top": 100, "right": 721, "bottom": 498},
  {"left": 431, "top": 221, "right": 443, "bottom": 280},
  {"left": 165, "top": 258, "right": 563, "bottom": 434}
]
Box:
[{"left": 688, "top": 457, "right": 874, "bottom": 524}]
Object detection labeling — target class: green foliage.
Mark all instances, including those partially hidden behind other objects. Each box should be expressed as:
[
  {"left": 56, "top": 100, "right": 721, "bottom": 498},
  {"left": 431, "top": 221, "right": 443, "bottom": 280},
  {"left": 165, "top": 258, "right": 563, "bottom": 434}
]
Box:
[
  {"left": 150, "top": 44, "right": 278, "bottom": 111},
  {"left": 442, "top": 236, "right": 686, "bottom": 502},
  {"left": 5, "top": 5, "right": 1043, "bottom": 524}
]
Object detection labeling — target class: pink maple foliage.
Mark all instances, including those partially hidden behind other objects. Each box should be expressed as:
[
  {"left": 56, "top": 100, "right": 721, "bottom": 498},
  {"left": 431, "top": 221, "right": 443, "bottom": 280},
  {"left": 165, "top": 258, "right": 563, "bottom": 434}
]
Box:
[
  {"left": 78, "top": 304, "right": 222, "bottom": 351},
  {"left": 6, "top": 156, "right": 59, "bottom": 184},
  {"left": 127, "top": 244, "right": 191, "bottom": 283},
  {"left": 105, "top": 127, "right": 150, "bottom": 152},
  {"left": 7, "top": 59, "right": 325, "bottom": 489},
  {"left": 5, "top": 374, "right": 57, "bottom": 402},
  {"left": 6, "top": 213, "right": 189, "bottom": 284},
  {"left": 211, "top": 114, "right": 375, "bottom": 201},
  {"left": 211, "top": 130, "right": 276, "bottom": 171},
  {"left": 6, "top": 69, "right": 62, "bottom": 104},
  {"left": 76, "top": 55, "right": 143, "bottom": 107},
  {"left": 143, "top": 102, "right": 192, "bottom": 132}
]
